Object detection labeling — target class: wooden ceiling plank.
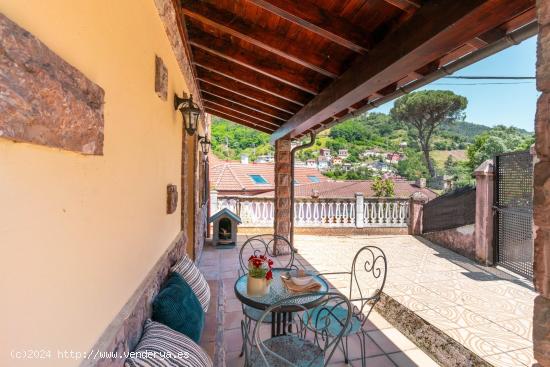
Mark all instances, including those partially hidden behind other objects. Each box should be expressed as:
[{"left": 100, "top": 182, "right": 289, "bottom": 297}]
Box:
[
  {"left": 203, "top": 93, "right": 286, "bottom": 124},
  {"left": 205, "top": 108, "right": 275, "bottom": 134},
  {"left": 248, "top": 0, "right": 370, "bottom": 53},
  {"left": 181, "top": 0, "right": 340, "bottom": 78},
  {"left": 187, "top": 27, "right": 321, "bottom": 94},
  {"left": 197, "top": 69, "right": 301, "bottom": 114},
  {"left": 382, "top": 0, "right": 421, "bottom": 12},
  {"left": 192, "top": 47, "right": 312, "bottom": 105},
  {"left": 204, "top": 101, "right": 281, "bottom": 129},
  {"left": 200, "top": 84, "right": 293, "bottom": 121},
  {"left": 271, "top": 0, "right": 534, "bottom": 140}
]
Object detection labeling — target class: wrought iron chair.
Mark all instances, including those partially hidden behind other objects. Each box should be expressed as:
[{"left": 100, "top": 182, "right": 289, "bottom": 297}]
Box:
[
  {"left": 309, "top": 246, "right": 388, "bottom": 367},
  {"left": 241, "top": 292, "right": 352, "bottom": 367},
  {"left": 238, "top": 234, "right": 301, "bottom": 356}
]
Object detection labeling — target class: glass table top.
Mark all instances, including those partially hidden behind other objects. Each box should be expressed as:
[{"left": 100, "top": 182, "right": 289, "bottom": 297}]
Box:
[{"left": 234, "top": 269, "right": 329, "bottom": 310}]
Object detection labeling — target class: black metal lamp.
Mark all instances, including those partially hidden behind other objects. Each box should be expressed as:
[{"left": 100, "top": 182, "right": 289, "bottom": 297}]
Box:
[
  {"left": 174, "top": 93, "right": 201, "bottom": 135},
  {"left": 198, "top": 135, "right": 211, "bottom": 155}
]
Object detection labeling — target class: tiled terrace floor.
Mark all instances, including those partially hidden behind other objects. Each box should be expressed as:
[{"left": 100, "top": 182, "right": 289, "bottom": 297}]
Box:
[
  {"left": 198, "top": 235, "right": 440, "bottom": 367},
  {"left": 294, "top": 235, "right": 536, "bottom": 367}
]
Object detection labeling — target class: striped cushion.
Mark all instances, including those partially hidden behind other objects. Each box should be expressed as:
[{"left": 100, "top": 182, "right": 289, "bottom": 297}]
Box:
[
  {"left": 125, "top": 320, "right": 212, "bottom": 367},
  {"left": 171, "top": 255, "right": 210, "bottom": 313}
]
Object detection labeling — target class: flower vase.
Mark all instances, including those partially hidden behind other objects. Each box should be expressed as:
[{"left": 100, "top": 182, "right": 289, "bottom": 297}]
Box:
[{"left": 247, "top": 275, "right": 269, "bottom": 296}]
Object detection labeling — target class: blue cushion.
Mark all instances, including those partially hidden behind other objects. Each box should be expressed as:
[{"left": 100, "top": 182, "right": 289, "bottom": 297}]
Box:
[
  {"left": 304, "top": 305, "right": 362, "bottom": 336},
  {"left": 152, "top": 272, "right": 204, "bottom": 342}
]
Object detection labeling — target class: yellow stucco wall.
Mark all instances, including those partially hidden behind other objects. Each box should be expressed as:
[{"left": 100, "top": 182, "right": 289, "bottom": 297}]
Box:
[{"left": 0, "top": 1, "right": 191, "bottom": 365}]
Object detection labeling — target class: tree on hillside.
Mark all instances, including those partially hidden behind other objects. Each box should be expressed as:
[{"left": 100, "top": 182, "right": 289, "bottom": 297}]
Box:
[
  {"left": 390, "top": 90, "right": 467, "bottom": 178},
  {"left": 466, "top": 125, "right": 534, "bottom": 171}
]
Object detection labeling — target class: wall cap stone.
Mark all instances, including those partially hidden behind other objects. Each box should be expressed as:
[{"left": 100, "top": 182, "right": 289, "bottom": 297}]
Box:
[{"left": 474, "top": 159, "right": 494, "bottom": 176}]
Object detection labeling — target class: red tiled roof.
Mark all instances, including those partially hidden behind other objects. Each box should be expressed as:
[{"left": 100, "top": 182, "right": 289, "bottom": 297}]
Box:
[
  {"left": 209, "top": 154, "right": 327, "bottom": 193},
  {"left": 256, "top": 180, "right": 437, "bottom": 200}
]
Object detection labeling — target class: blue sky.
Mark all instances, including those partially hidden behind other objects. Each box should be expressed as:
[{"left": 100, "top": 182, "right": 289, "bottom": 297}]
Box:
[{"left": 372, "top": 36, "right": 538, "bottom": 132}]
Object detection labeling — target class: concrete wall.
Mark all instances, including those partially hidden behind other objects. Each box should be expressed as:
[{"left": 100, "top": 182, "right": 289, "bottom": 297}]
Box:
[{"left": 0, "top": 1, "right": 194, "bottom": 366}]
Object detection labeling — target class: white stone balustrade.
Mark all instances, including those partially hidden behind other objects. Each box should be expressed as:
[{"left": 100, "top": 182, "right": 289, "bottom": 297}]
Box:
[{"left": 212, "top": 191, "right": 409, "bottom": 228}]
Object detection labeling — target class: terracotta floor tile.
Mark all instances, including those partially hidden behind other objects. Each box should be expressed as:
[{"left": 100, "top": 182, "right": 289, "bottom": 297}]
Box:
[{"left": 388, "top": 349, "right": 439, "bottom": 367}]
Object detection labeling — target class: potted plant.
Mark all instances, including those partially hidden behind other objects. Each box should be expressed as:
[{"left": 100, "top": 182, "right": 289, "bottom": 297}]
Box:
[{"left": 247, "top": 254, "right": 273, "bottom": 296}]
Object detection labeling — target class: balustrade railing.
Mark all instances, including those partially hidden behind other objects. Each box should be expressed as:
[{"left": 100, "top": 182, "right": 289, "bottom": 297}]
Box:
[{"left": 213, "top": 193, "right": 409, "bottom": 228}]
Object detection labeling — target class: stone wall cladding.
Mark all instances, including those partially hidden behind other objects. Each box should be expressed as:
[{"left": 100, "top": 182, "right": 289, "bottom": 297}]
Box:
[
  {"left": 154, "top": 0, "right": 202, "bottom": 108},
  {"left": 423, "top": 225, "right": 476, "bottom": 261},
  {"left": 274, "top": 137, "right": 292, "bottom": 241},
  {"left": 80, "top": 232, "right": 186, "bottom": 367},
  {"left": 534, "top": 2, "right": 550, "bottom": 364},
  {"left": 375, "top": 293, "right": 492, "bottom": 367},
  {"left": 0, "top": 13, "right": 104, "bottom": 155}
]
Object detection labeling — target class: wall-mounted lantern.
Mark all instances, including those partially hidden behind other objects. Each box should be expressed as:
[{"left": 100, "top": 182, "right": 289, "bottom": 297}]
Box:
[
  {"left": 174, "top": 92, "right": 201, "bottom": 135},
  {"left": 198, "top": 135, "right": 211, "bottom": 156}
]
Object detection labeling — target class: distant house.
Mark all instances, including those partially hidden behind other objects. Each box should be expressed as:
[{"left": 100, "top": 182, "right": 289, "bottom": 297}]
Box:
[
  {"left": 209, "top": 154, "right": 327, "bottom": 196},
  {"left": 255, "top": 154, "right": 274, "bottom": 163},
  {"left": 306, "top": 159, "right": 317, "bottom": 168},
  {"left": 361, "top": 148, "right": 384, "bottom": 158},
  {"left": 332, "top": 156, "right": 343, "bottom": 165},
  {"left": 342, "top": 163, "right": 352, "bottom": 171},
  {"left": 317, "top": 157, "right": 330, "bottom": 171},
  {"left": 319, "top": 148, "right": 331, "bottom": 158},
  {"left": 368, "top": 161, "right": 392, "bottom": 172},
  {"left": 338, "top": 149, "right": 349, "bottom": 158},
  {"left": 386, "top": 152, "right": 404, "bottom": 164},
  {"left": 256, "top": 179, "right": 437, "bottom": 200}
]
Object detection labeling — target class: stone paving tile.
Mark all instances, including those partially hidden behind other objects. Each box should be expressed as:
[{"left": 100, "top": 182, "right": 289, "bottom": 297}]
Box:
[
  {"left": 294, "top": 234, "right": 536, "bottom": 366},
  {"left": 388, "top": 349, "right": 441, "bottom": 367}
]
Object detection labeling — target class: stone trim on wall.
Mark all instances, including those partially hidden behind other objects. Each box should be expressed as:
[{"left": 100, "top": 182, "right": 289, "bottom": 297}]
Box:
[
  {"left": 0, "top": 13, "right": 104, "bottom": 155},
  {"left": 80, "top": 231, "right": 186, "bottom": 367},
  {"left": 534, "top": 1, "right": 550, "bottom": 364},
  {"left": 153, "top": 0, "right": 202, "bottom": 108}
]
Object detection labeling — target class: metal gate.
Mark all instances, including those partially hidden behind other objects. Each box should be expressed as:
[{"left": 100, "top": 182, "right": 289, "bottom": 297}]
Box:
[{"left": 494, "top": 150, "right": 533, "bottom": 279}]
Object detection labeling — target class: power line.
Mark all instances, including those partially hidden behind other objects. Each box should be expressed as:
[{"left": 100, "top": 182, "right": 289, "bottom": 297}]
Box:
[
  {"left": 433, "top": 81, "right": 534, "bottom": 85},
  {"left": 443, "top": 76, "right": 535, "bottom": 80}
]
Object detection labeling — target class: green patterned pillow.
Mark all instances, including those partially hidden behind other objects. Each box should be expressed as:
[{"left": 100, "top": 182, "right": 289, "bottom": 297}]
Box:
[{"left": 152, "top": 272, "right": 204, "bottom": 342}]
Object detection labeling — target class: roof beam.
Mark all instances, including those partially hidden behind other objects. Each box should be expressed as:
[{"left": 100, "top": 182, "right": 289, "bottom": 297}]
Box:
[
  {"left": 248, "top": 0, "right": 370, "bottom": 54},
  {"left": 187, "top": 25, "right": 322, "bottom": 94},
  {"left": 204, "top": 101, "right": 281, "bottom": 129},
  {"left": 271, "top": 0, "right": 534, "bottom": 141},
  {"left": 382, "top": 0, "right": 421, "bottom": 12},
  {"left": 205, "top": 108, "right": 275, "bottom": 134},
  {"left": 192, "top": 46, "right": 313, "bottom": 105},
  {"left": 196, "top": 68, "right": 301, "bottom": 114},
  {"left": 181, "top": 0, "right": 341, "bottom": 78},
  {"left": 203, "top": 93, "right": 286, "bottom": 124},
  {"left": 200, "top": 83, "right": 293, "bottom": 121}
]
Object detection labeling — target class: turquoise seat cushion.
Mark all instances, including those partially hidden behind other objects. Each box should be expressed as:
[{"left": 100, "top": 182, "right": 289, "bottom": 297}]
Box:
[
  {"left": 152, "top": 272, "right": 204, "bottom": 342},
  {"left": 249, "top": 335, "right": 323, "bottom": 367},
  {"left": 304, "top": 305, "right": 361, "bottom": 336}
]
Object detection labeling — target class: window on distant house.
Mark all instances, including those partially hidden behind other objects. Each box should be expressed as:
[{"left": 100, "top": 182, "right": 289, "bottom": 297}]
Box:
[
  {"left": 292, "top": 179, "right": 299, "bottom": 185},
  {"left": 308, "top": 176, "right": 320, "bottom": 183},
  {"left": 249, "top": 174, "right": 268, "bottom": 184}
]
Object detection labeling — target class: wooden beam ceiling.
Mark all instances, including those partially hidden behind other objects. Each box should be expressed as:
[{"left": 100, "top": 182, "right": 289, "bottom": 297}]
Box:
[
  {"left": 382, "top": 0, "right": 421, "bottom": 12},
  {"left": 271, "top": 0, "right": 534, "bottom": 141},
  {"left": 204, "top": 107, "right": 275, "bottom": 133},
  {"left": 247, "top": 0, "right": 371, "bottom": 54},
  {"left": 203, "top": 101, "right": 281, "bottom": 129},
  {"left": 196, "top": 68, "right": 302, "bottom": 114},
  {"left": 187, "top": 26, "right": 323, "bottom": 94},
  {"left": 181, "top": 0, "right": 342, "bottom": 78},
  {"left": 191, "top": 46, "right": 313, "bottom": 105},
  {"left": 202, "top": 93, "right": 286, "bottom": 125},
  {"left": 200, "top": 83, "right": 293, "bottom": 121}
]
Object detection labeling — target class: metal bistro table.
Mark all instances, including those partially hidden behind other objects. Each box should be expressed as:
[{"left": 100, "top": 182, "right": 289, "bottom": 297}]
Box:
[{"left": 234, "top": 268, "right": 329, "bottom": 337}]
